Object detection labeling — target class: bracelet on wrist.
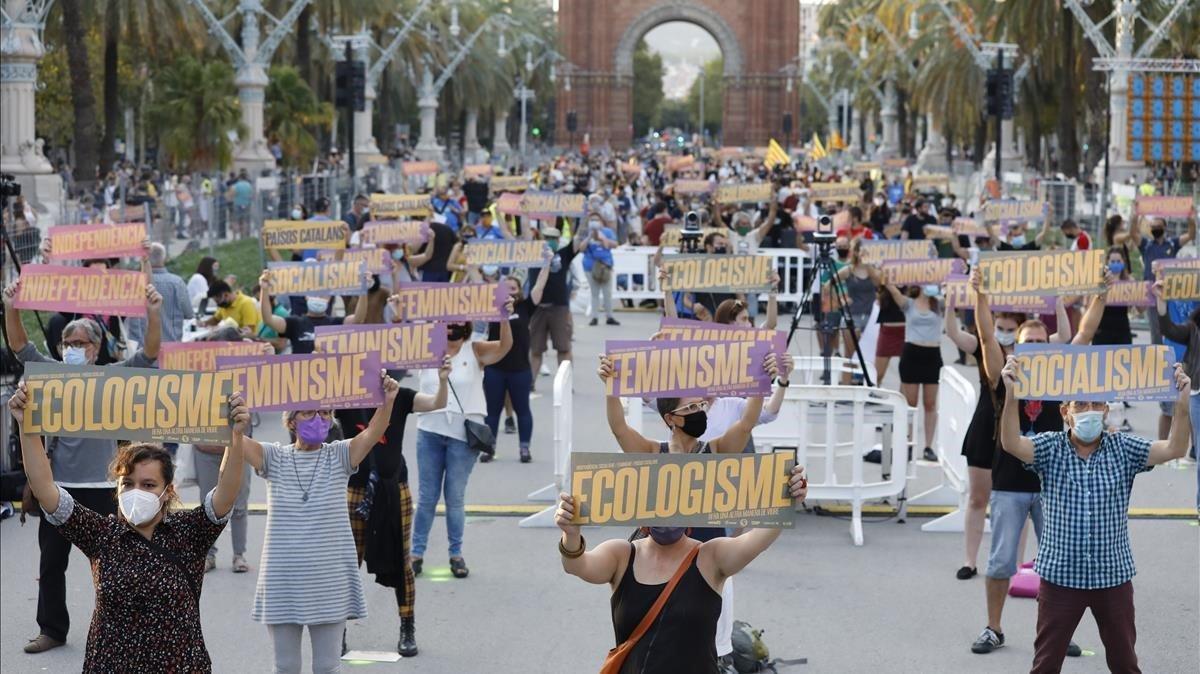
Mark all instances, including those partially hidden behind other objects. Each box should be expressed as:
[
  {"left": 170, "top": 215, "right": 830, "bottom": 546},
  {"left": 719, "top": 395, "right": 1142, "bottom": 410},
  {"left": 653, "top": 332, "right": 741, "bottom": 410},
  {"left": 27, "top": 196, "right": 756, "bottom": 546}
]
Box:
[{"left": 558, "top": 534, "right": 586, "bottom": 558}]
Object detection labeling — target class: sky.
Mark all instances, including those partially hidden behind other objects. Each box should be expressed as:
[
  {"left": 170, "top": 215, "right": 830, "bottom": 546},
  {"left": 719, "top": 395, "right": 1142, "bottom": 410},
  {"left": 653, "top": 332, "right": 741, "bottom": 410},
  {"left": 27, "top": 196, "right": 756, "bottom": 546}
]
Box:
[{"left": 642, "top": 21, "right": 721, "bottom": 100}]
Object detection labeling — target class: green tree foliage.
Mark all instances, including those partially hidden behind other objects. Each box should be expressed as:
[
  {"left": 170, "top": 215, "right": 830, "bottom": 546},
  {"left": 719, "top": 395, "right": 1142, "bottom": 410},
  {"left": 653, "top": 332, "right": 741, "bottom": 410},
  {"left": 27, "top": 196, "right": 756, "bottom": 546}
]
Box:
[
  {"left": 632, "top": 41, "right": 665, "bottom": 137},
  {"left": 147, "top": 56, "right": 241, "bottom": 171},
  {"left": 266, "top": 66, "right": 333, "bottom": 168},
  {"left": 685, "top": 57, "right": 723, "bottom": 137},
  {"left": 659, "top": 100, "right": 691, "bottom": 131}
]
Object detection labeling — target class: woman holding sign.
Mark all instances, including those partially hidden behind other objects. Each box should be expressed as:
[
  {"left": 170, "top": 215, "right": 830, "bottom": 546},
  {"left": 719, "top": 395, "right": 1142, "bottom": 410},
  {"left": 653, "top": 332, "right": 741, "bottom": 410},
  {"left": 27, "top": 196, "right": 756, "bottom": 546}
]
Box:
[
  {"left": 237, "top": 372, "right": 404, "bottom": 673},
  {"left": 552, "top": 465, "right": 808, "bottom": 674},
  {"left": 8, "top": 387, "right": 251, "bottom": 672},
  {"left": 881, "top": 279, "right": 945, "bottom": 461}
]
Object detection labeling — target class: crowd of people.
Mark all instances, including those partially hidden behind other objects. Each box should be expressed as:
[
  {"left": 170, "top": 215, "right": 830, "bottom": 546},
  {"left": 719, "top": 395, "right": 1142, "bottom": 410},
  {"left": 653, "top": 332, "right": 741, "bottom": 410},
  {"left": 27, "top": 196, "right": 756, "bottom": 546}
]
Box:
[{"left": 1, "top": 143, "right": 1197, "bottom": 673}]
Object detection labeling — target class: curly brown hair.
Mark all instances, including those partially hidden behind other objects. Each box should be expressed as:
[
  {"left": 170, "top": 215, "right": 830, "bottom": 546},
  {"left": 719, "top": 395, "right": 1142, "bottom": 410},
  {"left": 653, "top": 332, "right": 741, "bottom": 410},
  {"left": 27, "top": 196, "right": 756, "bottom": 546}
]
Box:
[{"left": 109, "top": 443, "right": 179, "bottom": 509}]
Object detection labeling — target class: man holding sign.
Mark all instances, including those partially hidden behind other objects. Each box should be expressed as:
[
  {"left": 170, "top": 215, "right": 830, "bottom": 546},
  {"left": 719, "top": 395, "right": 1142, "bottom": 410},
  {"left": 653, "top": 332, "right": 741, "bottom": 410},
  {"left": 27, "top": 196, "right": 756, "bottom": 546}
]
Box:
[
  {"left": 2, "top": 279, "right": 163, "bottom": 655},
  {"left": 998, "top": 357, "right": 1192, "bottom": 673}
]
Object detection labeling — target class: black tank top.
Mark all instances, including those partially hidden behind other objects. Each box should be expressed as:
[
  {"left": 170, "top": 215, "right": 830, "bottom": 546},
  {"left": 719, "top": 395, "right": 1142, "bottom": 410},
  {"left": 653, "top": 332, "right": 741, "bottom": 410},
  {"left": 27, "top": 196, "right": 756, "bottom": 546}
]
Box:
[
  {"left": 658, "top": 442, "right": 724, "bottom": 542},
  {"left": 610, "top": 543, "right": 721, "bottom": 674}
]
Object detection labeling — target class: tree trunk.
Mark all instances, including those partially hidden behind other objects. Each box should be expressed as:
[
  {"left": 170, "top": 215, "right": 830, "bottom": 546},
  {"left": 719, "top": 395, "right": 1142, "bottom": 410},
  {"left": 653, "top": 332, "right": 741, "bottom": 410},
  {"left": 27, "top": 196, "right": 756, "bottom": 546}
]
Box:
[
  {"left": 1056, "top": 9, "right": 1080, "bottom": 178},
  {"left": 973, "top": 115, "right": 987, "bottom": 168},
  {"left": 62, "top": 0, "right": 99, "bottom": 189},
  {"left": 100, "top": 0, "right": 120, "bottom": 174},
  {"left": 297, "top": 4, "right": 312, "bottom": 89}
]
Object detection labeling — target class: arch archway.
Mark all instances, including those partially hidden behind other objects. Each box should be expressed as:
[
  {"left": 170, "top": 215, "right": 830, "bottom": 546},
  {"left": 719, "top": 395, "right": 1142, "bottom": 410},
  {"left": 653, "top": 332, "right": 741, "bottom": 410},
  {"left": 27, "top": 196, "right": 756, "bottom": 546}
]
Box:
[{"left": 556, "top": 0, "right": 798, "bottom": 148}]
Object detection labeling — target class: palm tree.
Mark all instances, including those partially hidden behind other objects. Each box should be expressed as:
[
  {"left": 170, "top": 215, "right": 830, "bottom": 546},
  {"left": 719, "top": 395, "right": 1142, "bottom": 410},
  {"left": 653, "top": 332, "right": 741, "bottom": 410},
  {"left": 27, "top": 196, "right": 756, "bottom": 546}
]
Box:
[
  {"left": 148, "top": 56, "right": 242, "bottom": 171},
  {"left": 59, "top": 0, "right": 100, "bottom": 189},
  {"left": 266, "top": 66, "right": 333, "bottom": 167}
]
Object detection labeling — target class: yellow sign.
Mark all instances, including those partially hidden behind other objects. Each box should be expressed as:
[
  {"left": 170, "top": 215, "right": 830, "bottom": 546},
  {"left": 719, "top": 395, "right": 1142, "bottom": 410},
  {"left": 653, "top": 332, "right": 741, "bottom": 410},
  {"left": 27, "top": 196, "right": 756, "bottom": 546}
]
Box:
[
  {"left": 673, "top": 180, "right": 713, "bottom": 195},
  {"left": 463, "top": 241, "right": 548, "bottom": 268},
  {"left": 267, "top": 260, "right": 368, "bottom": 296},
  {"left": 1160, "top": 268, "right": 1200, "bottom": 301},
  {"left": 661, "top": 254, "right": 774, "bottom": 293},
  {"left": 262, "top": 220, "right": 347, "bottom": 250},
  {"left": 857, "top": 240, "right": 937, "bottom": 266},
  {"left": 490, "top": 176, "right": 530, "bottom": 193},
  {"left": 981, "top": 200, "right": 1048, "bottom": 224},
  {"left": 715, "top": 183, "right": 772, "bottom": 204},
  {"left": 807, "top": 182, "right": 861, "bottom": 203},
  {"left": 1012, "top": 345, "right": 1174, "bottom": 402},
  {"left": 370, "top": 194, "right": 432, "bottom": 218},
  {"left": 568, "top": 451, "right": 795, "bottom": 528},
  {"left": 977, "top": 249, "right": 1106, "bottom": 296}
]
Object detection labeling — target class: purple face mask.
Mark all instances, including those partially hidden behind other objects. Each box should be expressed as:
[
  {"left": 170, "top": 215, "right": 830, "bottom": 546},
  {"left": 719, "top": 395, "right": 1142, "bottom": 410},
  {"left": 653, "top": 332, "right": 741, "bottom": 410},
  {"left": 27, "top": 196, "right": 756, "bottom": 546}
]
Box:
[
  {"left": 647, "top": 526, "right": 686, "bottom": 546},
  {"left": 295, "top": 415, "right": 331, "bottom": 445}
]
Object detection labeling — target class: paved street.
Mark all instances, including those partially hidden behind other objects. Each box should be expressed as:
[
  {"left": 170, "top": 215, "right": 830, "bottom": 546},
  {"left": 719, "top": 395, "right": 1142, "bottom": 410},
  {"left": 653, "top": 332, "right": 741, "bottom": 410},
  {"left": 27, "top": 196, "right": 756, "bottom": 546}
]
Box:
[{"left": 2, "top": 311, "right": 1197, "bottom": 672}]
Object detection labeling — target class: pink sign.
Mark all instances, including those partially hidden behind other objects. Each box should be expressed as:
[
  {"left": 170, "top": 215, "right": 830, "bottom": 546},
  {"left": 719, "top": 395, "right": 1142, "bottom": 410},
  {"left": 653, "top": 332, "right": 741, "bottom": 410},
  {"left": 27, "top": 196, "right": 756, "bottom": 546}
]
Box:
[
  {"left": 48, "top": 223, "right": 146, "bottom": 260},
  {"left": 14, "top": 264, "right": 146, "bottom": 317}
]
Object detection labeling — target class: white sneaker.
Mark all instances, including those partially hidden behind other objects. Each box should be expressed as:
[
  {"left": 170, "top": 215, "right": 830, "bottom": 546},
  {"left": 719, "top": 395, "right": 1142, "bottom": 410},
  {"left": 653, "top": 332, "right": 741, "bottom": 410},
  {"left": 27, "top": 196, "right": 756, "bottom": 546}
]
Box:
[{"left": 540, "top": 362, "right": 552, "bottom": 376}]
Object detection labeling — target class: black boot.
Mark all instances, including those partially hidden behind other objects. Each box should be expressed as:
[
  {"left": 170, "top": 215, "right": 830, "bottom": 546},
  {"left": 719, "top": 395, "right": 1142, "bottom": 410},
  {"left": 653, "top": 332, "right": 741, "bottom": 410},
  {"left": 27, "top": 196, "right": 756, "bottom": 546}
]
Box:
[
  {"left": 341, "top": 627, "right": 348, "bottom": 656},
  {"left": 398, "top": 617, "right": 418, "bottom": 657}
]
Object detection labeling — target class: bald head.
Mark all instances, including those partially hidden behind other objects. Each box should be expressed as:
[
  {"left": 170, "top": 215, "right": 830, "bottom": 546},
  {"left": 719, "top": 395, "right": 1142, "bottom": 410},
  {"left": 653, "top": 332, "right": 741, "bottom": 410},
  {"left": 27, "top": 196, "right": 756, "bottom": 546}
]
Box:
[{"left": 148, "top": 242, "right": 167, "bottom": 268}]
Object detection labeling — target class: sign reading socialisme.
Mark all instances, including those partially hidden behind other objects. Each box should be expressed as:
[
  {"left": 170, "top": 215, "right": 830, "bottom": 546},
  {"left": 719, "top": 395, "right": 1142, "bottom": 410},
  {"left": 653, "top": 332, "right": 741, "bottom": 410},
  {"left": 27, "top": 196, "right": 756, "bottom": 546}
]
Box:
[
  {"left": 977, "top": 249, "right": 1106, "bottom": 296},
  {"left": 463, "top": 241, "right": 548, "bottom": 268},
  {"left": 313, "top": 323, "right": 447, "bottom": 369},
  {"left": 857, "top": 240, "right": 936, "bottom": 266},
  {"left": 604, "top": 340, "right": 772, "bottom": 398},
  {"left": 267, "top": 260, "right": 369, "bottom": 297},
  {"left": 14, "top": 265, "right": 146, "bottom": 317},
  {"left": 520, "top": 191, "right": 586, "bottom": 218},
  {"left": 1012, "top": 344, "right": 1174, "bottom": 402},
  {"left": 568, "top": 451, "right": 796, "bottom": 528},
  {"left": 21, "top": 362, "right": 234, "bottom": 444},
  {"left": 660, "top": 254, "right": 774, "bottom": 293},
  {"left": 217, "top": 352, "right": 384, "bottom": 411}
]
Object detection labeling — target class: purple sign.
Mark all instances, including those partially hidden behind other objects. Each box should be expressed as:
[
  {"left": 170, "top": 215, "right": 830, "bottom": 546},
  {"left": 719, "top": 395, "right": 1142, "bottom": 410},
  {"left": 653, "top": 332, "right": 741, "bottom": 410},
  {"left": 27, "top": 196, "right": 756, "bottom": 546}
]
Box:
[
  {"left": 389, "top": 282, "right": 508, "bottom": 322},
  {"left": 216, "top": 352, "right": 384, "bottom": 411},
  {"left": 657, "top": 317, "right": 787, "bottom": 356},
  {"left": 604, "top": 339, "right": 773, "bottom": 398},
  {"left": 313, "top": 323, "right": 447, "bottom": 369}
]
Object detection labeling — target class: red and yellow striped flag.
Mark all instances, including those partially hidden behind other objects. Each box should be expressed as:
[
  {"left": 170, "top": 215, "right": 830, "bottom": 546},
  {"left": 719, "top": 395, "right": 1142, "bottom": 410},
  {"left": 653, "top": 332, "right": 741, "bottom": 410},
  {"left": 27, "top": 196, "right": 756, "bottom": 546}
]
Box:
[
  {"left": 764, "top": 138, "right": 790, "bottom": 169},
  {"left": 808, "top": 133, "right": 827, "bottom": 160}
]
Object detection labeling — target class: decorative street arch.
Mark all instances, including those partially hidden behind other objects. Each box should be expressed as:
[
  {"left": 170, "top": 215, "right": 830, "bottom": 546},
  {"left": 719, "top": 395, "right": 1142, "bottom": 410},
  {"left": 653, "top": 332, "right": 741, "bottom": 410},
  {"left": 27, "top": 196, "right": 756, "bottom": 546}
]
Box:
[{"left": 556, "top": 0, "right": 799, "bottom": 148}]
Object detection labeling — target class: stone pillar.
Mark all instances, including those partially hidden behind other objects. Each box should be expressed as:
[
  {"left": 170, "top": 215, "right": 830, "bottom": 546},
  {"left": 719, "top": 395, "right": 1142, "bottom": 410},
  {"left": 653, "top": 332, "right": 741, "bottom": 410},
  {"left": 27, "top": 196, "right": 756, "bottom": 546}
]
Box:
[
  {"left": 878, "top": 80, "right": 900, "bottom": 158},
  {"left": 916, "top": 114, "right": 948, "bottom": 172},
  {"left": 233, "top": 63, "right": 276, "bottom": 172},
  {"left": 493, "top": 109, "right": 511, "bottom": 155},
  {"left": 1, "top": 1, "right": 62, "bottom": 224},
  {"left": 413, "top": 68, "right": 443, "bottom": 162},
  {"left": 354, "top": 38, "right": 381, "bottom": 161},
  {"left": 463, "top": 108, "right": 483, "bottom": 164}
]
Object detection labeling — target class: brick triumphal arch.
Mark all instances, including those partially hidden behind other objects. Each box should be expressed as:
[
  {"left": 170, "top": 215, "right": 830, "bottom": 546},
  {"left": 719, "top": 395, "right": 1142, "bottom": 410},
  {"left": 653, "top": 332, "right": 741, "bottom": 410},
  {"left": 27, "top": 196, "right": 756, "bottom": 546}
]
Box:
[{"left": 556, "top": 0, "right": 800, "bottom": 148}]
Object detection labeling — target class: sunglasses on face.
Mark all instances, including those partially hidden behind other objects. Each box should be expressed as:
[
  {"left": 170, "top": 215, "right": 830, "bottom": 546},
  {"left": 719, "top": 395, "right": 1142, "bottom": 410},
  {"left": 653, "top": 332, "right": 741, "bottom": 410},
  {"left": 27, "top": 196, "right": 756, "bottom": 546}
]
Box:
[
  {"left": 670, "top": 400, "right": 709, "bottom": 416},
  {"left": 295, "top": 410, "right": 333, "bottom": 420}
]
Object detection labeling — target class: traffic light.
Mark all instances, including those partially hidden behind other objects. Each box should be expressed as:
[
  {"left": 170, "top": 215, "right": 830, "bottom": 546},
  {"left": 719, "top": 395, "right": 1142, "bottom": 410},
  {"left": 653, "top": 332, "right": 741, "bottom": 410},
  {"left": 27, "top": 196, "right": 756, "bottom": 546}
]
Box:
[
  {"left": 566, "top": 111, "right": 578, "bottom": 133},
  {"left": 985, "top": 68, "right": 1013, "bottom": 120},
  {"left": 335, "top": 60, "right": 366, "bottom": 112},
  {"left": 531, "top": 127, "right": 541, "bottom": 137}
]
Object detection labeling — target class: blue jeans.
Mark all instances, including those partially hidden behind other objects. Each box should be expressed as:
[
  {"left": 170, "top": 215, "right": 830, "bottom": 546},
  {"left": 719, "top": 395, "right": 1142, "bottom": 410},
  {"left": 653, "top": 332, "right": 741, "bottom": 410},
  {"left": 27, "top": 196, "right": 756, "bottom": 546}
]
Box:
[
  {"left": 483, "top": 367, "right": 533, "bottom": 446},
  {"left": 1190, "top": 394, "right": 1200, "bottom": 509},
  {"left": 412, "top": 429, "right": 478, "bottom": 558},
  {"left": 986, "top": 490, "right": 1043, "bottom": 580}
]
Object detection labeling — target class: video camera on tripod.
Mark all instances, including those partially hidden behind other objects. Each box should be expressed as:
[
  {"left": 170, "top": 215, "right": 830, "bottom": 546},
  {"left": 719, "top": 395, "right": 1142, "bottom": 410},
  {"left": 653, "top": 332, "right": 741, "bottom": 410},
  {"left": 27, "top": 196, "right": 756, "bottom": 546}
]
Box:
[{"left": 679, "top": 210, "right": 702, "bottom": 253}]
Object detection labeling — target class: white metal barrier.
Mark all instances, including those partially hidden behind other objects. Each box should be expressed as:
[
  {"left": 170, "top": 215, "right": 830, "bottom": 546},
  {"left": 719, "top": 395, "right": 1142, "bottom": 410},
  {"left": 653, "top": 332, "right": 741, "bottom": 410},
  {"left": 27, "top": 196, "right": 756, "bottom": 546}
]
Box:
[
  {"left": 916, "top": 367, "right": 988, "bottom": 533},
  {"left": 789, "top": 356, "right": 878, "bottom": 387},
  {"left": 612, "top": 246, "right": 813, "bottom": 306},
  {"left": 519, "top": 361, "right": 573, "bottom": 528}
]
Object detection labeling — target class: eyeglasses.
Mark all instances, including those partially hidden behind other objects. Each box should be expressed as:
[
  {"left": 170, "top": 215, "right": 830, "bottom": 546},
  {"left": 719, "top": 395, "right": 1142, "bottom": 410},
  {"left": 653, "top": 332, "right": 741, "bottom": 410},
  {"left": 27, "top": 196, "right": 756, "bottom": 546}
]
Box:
[
  {"left": 1070, "top": 402, "right": 1108, "bottom": 412},
  {"left": 670, "top": 400, "right": 710, "bottom": 416},
  {"left": 294, "top": 410, "right": 333, "bottom": 420},
  {"left": 62, "top": 340, "right": 92, "bottom": 349},
  {"left": 1021, "top": 339, "right": 1048, "bottom": 344}
]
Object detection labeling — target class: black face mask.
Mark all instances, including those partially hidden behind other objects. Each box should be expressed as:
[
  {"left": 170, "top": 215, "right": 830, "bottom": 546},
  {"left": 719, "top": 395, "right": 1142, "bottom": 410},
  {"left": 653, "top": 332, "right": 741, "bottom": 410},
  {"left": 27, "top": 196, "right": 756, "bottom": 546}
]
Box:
[
  {"left": 217, "top": 298, "right": 232, "bottom": 309},
  {"left": 712, "top": 246, "right": 728, "bottom": 255},
  {"left": 1152, "top": 228, "right": 1165, "bottom": 239},
  {"left": 447, "top": 325, "right": 473, "bottom": 342},
  {"left": 836, "top": 248, "right": 850, "bottom": 260},
  {"left": 672, "top": 410, "right": 708, "bottom": 438}
]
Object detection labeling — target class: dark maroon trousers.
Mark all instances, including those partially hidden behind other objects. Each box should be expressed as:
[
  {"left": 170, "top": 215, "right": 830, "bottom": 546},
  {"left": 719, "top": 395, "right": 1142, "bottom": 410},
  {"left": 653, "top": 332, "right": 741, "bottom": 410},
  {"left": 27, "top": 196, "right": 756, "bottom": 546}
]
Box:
[{"left": 1031, "top": 580, "right": 1139, "bottom": 674}]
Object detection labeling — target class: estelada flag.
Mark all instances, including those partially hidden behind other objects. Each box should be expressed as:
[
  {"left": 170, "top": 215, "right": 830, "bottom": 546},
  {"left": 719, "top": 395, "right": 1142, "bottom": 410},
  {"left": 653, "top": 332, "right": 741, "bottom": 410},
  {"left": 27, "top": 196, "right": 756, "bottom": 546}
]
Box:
[
  {"left": 829, "top": 131, "right": 847, "bottom": 151},
  {"left": 764, "top": 138, "right": 790, "bottom": 169},
  {"left": 808, "top": 133, "right": 827, "bottom": 160}
]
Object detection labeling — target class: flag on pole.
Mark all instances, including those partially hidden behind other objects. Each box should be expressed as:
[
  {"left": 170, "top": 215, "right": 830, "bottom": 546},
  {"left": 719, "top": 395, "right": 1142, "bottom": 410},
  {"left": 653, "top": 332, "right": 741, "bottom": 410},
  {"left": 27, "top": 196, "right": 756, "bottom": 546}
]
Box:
[
  {"left": 764, "top": 138, "right": 790, "bottom": 169},
  {"left": 808, "top": 133, "right": 827, "bottom": 160},
  {"left": 830, "top": 131, "right": 847, "bottom": 151}
]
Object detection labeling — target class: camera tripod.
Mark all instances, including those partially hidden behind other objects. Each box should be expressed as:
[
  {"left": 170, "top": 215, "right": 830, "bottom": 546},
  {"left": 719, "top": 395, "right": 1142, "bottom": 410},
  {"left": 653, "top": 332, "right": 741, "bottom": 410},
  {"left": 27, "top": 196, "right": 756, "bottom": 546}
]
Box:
[{"left": 785, "top": 240, "right": 874, "bottom": 387}]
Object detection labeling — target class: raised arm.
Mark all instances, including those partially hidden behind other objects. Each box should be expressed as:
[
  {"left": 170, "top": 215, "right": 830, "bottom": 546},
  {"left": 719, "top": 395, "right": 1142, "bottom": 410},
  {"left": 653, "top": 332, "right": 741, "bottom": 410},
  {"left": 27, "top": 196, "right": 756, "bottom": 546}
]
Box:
[
  {"left": 762, "top": 272, "right": 779, "bottom": 330},
  {"left": 472, "top": 296, "right": 515, "bottom": 366},
  {"left": 710, "top": 353, "right": 778, "bottom": 453},
  {"left": 998, "top": 357, "right": 1035, "bottom": 463},
  {"left": 657, "top": 266, "right": 678, "bottom": 318},
  {"left": 1128, "top": 215, "right": 1144, "bottom": 247},
  {"left": 349, "top": 371, "right": 400, "bottom": 467},
  {"left": 1070, "top": 277, "right": 1110, "bottom": 345},
  {"left": 1183, "top": 210, "right": 1197, "bottom": 246},
  {"left": 412, "top": 356, "right": 451, "bottom": 412},
  {"left": 1152, "top": 280, "right": 1195, "bottom": 343},
  {"left": 944, "top": 308, "right": 979, "bottom": 354},
  {"left": 211, "top": 394, "right": 249, "bottom": 518},
  {"left": 1148, "top": 364, "right": 1192, "bottom": 465},
  {"left": 344, "top": 279, "right": 371, "bottom": 326},
  {"left": 554, "top": 493, "right": 627, "bottom": 585},
  {"left": 528, "top": 248, "right": 554, "bottom": 306},
  {"left": 257, "top": 272, "right": 287, "bottom": 335},
  {"left": 763, "top": 354, "right": 793, "bottom": 416},
  {"left": 1050, "top": 297, "right": 1072, "bottom": 344},
  {"left": 704, "top": 465, "right": 807, "bottom": 577},
  {"left": 883, "top": 281, "right": 908, "bottom": 310},
  {"left": 598, "top": 355, "right": 659, "bottom": 454},
  {"left": 142, "top": 284, "right": 162, "bottom": 360},
  {"left": 8, "top": 382, "right": 59, "bottom": 513},
  {"left": 973, "top": 271, "right": 1004, "bottom": 387},
  {"left": 2, "top": 280, "right": 29, "bottom": 353}
]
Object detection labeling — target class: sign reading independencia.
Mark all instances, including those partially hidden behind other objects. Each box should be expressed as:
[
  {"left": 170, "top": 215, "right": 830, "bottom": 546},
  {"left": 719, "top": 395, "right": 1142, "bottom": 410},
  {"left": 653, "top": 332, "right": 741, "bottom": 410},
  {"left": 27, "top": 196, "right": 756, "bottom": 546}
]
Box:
[
  {"left": 1012, "top": 344, "right": 1174, "bottom": 402},
  {"left": 389, "top": 282, "right": 507, "bottom": 322},
  {"left": 159, "top": 341, "right": 272, "bottom": 372},
  {"left": 977, "top": 249, "right": 1106, "bottom": 296},
  {"left": 217, "top": 352, "right": 383, "bottom": 411},
  {"left": 267, "top": 260, "right": 368, "bottom": 297},
  {"left": 660, "top": 254, "right": 774, "bottom": 293},
  {"left": 568, "top": 451, "right": 795, "bottom": 528},
  {"left": 313, "top": 323, "right": 447, "bottom": 369},
  {"left": 604, "top": 339, "right": 772, "bottom": 398},
  {"left": 48, "top": 223, "right": 145, "bottom": 260},
  {"left": 15, "top": 265, "right": 146, "bottom": 317},
  {"left": 22, "top": 362, "right": 233, "bottom": 444}
]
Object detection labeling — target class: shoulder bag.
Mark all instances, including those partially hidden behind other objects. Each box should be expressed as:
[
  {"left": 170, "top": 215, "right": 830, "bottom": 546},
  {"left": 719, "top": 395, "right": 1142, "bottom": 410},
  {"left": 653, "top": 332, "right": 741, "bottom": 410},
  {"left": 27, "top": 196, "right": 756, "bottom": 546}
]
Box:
[
  {"left": 599, "top": 545, "right": 700, "bottom": 674},
  {"left": 448, "top": 380, "right": 495, "bottom": 457}
]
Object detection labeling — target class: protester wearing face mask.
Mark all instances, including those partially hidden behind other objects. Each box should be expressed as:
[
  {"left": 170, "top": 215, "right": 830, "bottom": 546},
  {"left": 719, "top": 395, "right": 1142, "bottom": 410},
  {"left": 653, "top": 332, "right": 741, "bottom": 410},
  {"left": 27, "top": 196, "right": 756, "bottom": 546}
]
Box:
[
  {"left": 444, "top": 223, "right": 480, "bottom": 282},
  {"left": 998, "top": 356, "right": 1191, "bottom": 673},
  {"left": 9, "top": 387, "right": 249, "bottom": 670},
  {"left": 583, "top": 215, "right": 620, "bottom": 326},
  {"left": 680, "top": 232, "right": 737, "bottom": 321},
  {"left": 343, "top": 194, "right": 370, "bottom": 232},
  {"left": 405, "top": 212, "right": 458, "bottom": 283},
  {"left": 968, "top": 270, "right": 1107, "bottom": 657},
  {"left": 257, "top": 269, "right": 369, "bottom": 354},
  {"left": 992, "top": 221, "right": 1038, "bottom": 251},
  {"left": 553, "top": 460, "right": 807, "bottom": 674},
  {"left": 1090, "top": 247, "right": 1134, "bottom": 347},
  {"left": 407, "top": 296, "right": 514, "bottom": 579},
  {"left": 1151, "top": 279, "right": 1200, "bottom": 508},
  {"left": 203, "top": 279, "right": 261, "bottom": 334},
  {"left": 529, "top": 224, "right": 588, "bottom": 393},
  {"left": 2, "top": 281, "right": 163, "bottom": 655},
  {"left": 880, "top": 280, "right": 946, "bottom": 461},
  {"left": 188, "top": 255, "right": 220, "bottom": 310},
  {"left": 868, "top": 194, "right": 891, "bottom": 233},
  {"left": 240, "top": 371, "right": 404, "bottom": 673}
]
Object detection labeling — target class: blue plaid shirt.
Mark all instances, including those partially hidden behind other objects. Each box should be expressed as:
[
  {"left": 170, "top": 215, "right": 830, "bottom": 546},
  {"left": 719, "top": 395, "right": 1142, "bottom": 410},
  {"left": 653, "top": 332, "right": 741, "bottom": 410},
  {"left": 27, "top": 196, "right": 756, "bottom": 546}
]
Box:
[{"left": 1028, "top": 431, "right": 1152, "bottom": 589}]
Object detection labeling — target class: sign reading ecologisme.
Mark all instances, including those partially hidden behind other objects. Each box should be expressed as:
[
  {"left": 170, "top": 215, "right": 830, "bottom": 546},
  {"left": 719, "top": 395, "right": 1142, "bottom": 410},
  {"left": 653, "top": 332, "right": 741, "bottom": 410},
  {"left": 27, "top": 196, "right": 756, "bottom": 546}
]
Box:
[
  {"left": 1159, "top": 267, "right": 1200, "bottom": 301},
  {"left": 942, "top": 275, "right": 1057, "bottom": 313},
  {"left": 603, "top": 339, "right": 772, "bottom": 398},
  {"left": 313, "top": 323, "right": 447, "bottom": 369},
  {"left": 981, "top": 200, "right": 1048, "bottom": 225},
  {"left": 389, "top": 282, "right": 508, "bottom": 322},
  {"left": 159, "top": 341, "right": 272, "bottom": 372},
  {"left": 360, "top": 220, "right": 429, "bottom": 246},
  {"left": 266, "top": 260, "right": 369, "bottom": 297},
  {"left": 463, "top": 241, "right": 548, "bottom": 268},
  {"left": 857, "top": 240, "right": 937, "bottom": 266},
  {"left": 21, "top": 362, "right": 234, "bottom": 444},
  {"left": 660, "top": 254, "right": 774, "bottom": 293},
  {"left": 48, "top": 223, "right": 145, "bottom": 260},
  {"left": 568, "top": 451, "right": 796, "bottom": 528},
  {"left": 217, "top": 352, "right": 384, "bottom": 411},
  {"left": 977, "top": 249, "right": 1106, "bottom": 296},
  {"left": 519, "top": 191, "right": 586, "bottom": 218},
  {"left": 1012, "top": 344, "right": 1175, "bottom": 402},
  {"left": 261, "top": 220, "right": 347, "bottom": 250},
  {"left": 14, "top": 264, "right": 146, "bottom": 317},
  {"left": 370, "top": 194, "right": 432, "bottom": 218},
  {"left": 715, "top": 183, "right": 772, "bottom": 204},
  {"left": 881, "top": 258, "right": 966, "bottom": 285}
]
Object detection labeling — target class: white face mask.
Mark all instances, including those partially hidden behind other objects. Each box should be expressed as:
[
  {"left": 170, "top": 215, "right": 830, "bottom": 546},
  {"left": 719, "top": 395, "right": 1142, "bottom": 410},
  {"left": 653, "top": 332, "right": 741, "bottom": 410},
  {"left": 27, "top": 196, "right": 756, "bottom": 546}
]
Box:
[
  {"left": 306, "top": 297, "right": 329, "bottom": 314},
  {"left": 63, "top": 346, "right": 89, "bottom": 365},
  {"left": 291, "top": 209, "right": 303, "bottom": 220},
  {"left": 119, "top": 488, "right": 165, "bottom": 526},
  {"left": 995, "top": 329, "right": 1016, "bottom": 346}
]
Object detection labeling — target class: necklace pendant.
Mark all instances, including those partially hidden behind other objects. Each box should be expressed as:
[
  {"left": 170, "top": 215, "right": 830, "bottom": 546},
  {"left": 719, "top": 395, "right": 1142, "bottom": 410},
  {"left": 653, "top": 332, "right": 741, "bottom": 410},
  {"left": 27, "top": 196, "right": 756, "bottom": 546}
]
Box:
[{"left": 302, "top": 493, "right": 309, "bottom": 503}]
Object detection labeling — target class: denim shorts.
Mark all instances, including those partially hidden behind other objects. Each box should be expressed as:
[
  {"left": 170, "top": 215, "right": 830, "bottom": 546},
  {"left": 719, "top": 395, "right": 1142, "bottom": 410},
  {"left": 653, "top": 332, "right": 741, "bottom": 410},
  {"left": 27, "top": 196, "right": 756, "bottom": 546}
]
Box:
[{"left": 986, "top": 490, "right": 1044, "bottom": 580}]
